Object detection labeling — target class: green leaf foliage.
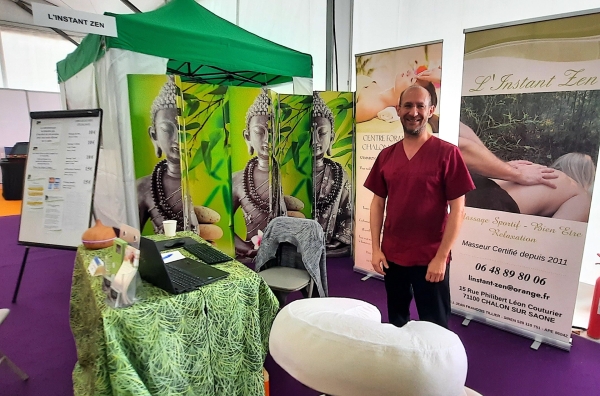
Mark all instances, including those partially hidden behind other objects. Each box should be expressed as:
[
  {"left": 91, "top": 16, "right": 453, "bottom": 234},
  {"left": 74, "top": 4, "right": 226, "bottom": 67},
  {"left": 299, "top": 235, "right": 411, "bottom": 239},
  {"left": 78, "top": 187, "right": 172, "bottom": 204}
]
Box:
[
  {"left": 281, "top": 145, "right": 294, "bottom": 167},
  {"left": 185, "top": 99, "right": 200, "bottom": 118},
  {"left": 204, "top": 185, "right": 220, "bottom": 206},
  {"left": 291, "top": 178, "right": 306, "bottom": 196},
  {"left": 201, "top": 140, "right": 211, "bottom": 172},
  {"left": 330, "top": 148, "right": 352, "bottom": 159},
  {"left": 188, "top": 146, "right": 204, "bottom": 171},
  {"left": 185, "top": 122, "right": 201, "bottom": 131},
  {"left": 209, "top": 86, "right": 228, "bottom": 95},
  {"left": 209, "top": 158, "right": 224, "bottom": 181},
  {"left": 292, "top": 141, "right": 300, "bottom": 168},
  {"left": 221, "top": 184, "right": 232, "bottom": 214},
  {"left": 332, "top": 136, "right": 353, "bottom": 150}
]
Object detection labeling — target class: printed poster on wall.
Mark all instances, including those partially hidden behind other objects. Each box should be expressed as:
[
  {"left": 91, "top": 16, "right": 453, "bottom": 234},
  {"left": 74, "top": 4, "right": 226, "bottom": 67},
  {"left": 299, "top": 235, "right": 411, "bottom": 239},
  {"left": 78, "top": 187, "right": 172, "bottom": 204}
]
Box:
[
  {"left": 274, "top": 93, "right": 313, "bottom": 221},
  {"left": 354, "top": 42, "right": 443, "bottom": 274},
  {"left": 228, "top": 87, "right": 281, "bottom": 263},
  {"left": 178, "top": 82, "right": 234, "bottom": 256},
  {"left": 313, "top": 91, "right": 354, "bottom": 258},
  {"left": 128, "top": 74, "right": 189, "bottom": 236},
  {"left": 454, "top": 13, "right": 600, "bottom": 349},
  {"left": 128, "top": 75, "right": 233, "bottom": 253}
]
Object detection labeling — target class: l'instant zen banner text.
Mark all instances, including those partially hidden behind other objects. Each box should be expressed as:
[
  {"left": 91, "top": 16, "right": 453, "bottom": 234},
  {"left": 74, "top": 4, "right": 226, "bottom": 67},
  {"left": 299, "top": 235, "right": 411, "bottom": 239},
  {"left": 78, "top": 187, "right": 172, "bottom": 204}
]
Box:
[{"left": 454, "top": 13, "right": 600, "bottom": 349}]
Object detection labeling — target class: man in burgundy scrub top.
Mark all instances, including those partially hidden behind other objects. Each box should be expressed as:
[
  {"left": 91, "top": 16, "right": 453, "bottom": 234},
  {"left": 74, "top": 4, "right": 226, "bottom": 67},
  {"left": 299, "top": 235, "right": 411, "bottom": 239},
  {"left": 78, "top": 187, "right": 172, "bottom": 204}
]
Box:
[{"left": 364, "top": 85, "right": 475, "bottom": 329}]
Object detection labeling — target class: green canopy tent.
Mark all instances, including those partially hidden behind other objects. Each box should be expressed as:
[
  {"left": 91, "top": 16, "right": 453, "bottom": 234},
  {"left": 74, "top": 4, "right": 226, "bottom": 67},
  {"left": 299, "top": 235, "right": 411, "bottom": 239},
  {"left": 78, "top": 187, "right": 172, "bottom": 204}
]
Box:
[
  {"left": 57, "top": 0, "right": 313, "bottom": 230},
  {"left": 57, "top": 0, "right": 313, "bottom": 86}
]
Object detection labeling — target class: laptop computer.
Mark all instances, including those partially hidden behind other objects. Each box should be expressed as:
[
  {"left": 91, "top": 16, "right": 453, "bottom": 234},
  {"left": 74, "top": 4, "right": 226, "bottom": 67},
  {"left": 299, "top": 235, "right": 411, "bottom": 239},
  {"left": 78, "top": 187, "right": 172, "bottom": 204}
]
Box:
[{"left": 139, "top": 237, "right": 229, "bottom": 294}]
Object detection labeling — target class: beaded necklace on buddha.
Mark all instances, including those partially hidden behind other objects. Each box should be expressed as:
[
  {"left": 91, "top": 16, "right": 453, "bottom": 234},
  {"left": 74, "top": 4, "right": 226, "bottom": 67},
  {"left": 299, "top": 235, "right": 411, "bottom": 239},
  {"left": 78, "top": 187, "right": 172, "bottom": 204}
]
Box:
[
  {"left": 316, "top": 158, "right": 343, "bottom": 217},
  {"left": 150, "top": 159, "right": 184, "bottom": 229},
  {"left": 243, "top": 157, "right": 270, "bottom": 213}
]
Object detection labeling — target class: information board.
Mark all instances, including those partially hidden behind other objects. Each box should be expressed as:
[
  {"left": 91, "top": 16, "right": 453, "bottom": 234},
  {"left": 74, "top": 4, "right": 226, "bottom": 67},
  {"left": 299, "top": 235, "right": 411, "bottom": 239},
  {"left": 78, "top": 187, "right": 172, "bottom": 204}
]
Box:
[
  {"left": 18, "top": 109, "right": 102, "bottom": 249},
  {"left": 452, "top": 208, "right": 585, "bottom": 350}
]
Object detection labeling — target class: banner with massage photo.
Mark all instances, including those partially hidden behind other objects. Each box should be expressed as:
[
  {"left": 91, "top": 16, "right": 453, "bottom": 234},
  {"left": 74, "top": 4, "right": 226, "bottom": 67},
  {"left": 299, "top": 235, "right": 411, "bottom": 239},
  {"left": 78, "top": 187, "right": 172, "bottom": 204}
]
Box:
[
  {"left": 453, "top": 13, "right": 600, "bottom": 350},
  {"left": 354, "top": 42, "right": 443, "bottom": 275}
]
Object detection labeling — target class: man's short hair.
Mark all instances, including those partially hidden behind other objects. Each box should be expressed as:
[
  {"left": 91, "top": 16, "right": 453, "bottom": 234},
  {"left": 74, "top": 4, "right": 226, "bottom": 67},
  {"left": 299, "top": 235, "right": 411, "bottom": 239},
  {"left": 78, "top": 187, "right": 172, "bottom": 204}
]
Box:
[{"left": 398, "top": 84, "right": 436, "bottom": 107}]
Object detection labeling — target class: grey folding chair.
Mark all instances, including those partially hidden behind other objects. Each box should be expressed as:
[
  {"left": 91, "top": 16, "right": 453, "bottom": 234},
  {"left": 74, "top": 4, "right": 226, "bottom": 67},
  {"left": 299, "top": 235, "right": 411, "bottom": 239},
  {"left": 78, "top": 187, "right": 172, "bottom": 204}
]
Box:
[
  {"left": 257, "top": 247, "right": 315, "bottom": 307},
  {"left": 0, "top": 309, "right": 29, "bottom": 381},
  {"left": 255, "top": 217, "right": 327, "bottom": 307}
]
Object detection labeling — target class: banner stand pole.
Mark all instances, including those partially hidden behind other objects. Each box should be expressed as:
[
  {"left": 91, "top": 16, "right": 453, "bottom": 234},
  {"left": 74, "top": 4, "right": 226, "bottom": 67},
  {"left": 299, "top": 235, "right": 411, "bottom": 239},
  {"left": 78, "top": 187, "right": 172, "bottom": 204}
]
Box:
[{"left": 12, "top": 247, "right": 30, "bottom": 303}]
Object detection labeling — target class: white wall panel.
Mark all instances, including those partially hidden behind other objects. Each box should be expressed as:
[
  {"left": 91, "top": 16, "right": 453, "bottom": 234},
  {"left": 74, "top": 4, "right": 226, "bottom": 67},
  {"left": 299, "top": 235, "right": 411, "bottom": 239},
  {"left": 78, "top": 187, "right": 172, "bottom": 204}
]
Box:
[
  {"left": 197, "top": 0, "right": 237, "bottom": 23},
  {"left": 238, "top": 0, "right": 326, "bottom": 90},
  {"left": 0, "top": 89, "right": 30, "bottom": 150},
  {"left": 26, "top": 90, "right": 62, "bottom": 111}
]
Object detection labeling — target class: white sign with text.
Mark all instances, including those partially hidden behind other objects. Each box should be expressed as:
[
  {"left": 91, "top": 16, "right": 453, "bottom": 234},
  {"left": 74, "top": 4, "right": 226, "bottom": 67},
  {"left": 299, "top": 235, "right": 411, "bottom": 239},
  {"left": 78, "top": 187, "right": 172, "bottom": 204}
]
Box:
[
  {"left": 452, "top": 207, "right": 585, "bottom": 348},
  {"left": 32, "top": 3, "right": 117, "bottom": 37}
]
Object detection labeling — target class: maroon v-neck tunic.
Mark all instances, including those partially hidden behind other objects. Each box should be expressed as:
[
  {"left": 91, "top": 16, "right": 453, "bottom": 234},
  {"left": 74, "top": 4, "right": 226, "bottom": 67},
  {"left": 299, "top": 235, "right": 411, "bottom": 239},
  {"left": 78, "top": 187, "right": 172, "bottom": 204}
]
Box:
[{"left": 364, "top": 136, "right": 474, "bottom": 266}]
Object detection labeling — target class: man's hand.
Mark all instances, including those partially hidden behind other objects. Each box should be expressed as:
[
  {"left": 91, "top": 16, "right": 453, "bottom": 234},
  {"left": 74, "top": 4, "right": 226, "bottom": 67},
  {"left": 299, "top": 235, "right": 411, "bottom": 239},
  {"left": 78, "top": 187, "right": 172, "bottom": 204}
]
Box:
[
  {"left": 371, "top": 248, "right": 388, "bottom": 276},
  {"left": 426, "top": 256, "right": 447, "bottom": 282},
  {"left": 507, "top": 161, "right": 558, "bottom": 189}
]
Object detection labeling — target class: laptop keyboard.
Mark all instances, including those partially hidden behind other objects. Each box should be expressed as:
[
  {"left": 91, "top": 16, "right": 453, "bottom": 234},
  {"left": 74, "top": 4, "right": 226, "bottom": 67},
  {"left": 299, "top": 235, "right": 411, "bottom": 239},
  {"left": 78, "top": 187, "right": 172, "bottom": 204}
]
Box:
[
  {"left": 184, "top": 243, "right": 232, "bottom": 265},
  {"left": 165, "top": 264, "right": 203, "bottom": 290}
]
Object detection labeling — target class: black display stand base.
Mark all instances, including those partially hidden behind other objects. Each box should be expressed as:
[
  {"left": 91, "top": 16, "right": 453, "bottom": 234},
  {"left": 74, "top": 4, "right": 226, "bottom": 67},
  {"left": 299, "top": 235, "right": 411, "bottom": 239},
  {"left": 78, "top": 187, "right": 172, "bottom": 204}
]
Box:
[{"left": 12, "top": 247, "right": 30, "bottom": 303}]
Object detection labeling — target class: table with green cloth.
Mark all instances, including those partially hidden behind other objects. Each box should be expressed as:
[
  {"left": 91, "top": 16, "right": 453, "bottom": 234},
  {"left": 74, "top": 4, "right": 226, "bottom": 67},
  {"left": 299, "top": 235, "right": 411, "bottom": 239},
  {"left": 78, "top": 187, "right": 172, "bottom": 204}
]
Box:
[{"left": 70, "top": 232, "right": 279, "bottom": 396}]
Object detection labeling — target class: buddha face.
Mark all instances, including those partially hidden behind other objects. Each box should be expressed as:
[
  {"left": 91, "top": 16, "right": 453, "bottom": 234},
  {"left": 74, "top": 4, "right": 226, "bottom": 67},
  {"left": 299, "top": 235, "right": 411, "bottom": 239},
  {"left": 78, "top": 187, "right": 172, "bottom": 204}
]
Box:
[
  {"left": 313, "top": 116, "right": 333, "bottom": 160},
  {"left": 245, "top": 115, "right": 270, "bottom": 160},
  {"left": 150, "top": 108, "right": 180, "bottom": 164}
]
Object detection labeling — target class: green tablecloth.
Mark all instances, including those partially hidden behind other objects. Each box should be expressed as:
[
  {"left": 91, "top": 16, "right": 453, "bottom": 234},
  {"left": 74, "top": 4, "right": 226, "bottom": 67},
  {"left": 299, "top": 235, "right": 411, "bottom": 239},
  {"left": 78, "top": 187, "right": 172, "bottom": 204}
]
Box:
[{"left": 70, "top": 232, "right": 279, "bottom": 396}]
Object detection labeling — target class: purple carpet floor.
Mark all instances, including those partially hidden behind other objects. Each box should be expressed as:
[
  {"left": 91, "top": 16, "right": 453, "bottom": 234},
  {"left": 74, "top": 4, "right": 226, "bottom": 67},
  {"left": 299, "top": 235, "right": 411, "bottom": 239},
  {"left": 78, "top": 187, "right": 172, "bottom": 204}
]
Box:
[{"left": 1, "top": 214, "right": 599, "bottom": 395}]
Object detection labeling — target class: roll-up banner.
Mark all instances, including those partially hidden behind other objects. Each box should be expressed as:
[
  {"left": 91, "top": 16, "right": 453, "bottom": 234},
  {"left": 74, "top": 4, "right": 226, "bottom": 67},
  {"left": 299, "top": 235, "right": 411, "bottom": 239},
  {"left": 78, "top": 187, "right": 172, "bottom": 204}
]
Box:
[
  {"left": 453, "top": 12, "right": 600, "bottom": 350},
  {"left": 354, "top": 42, "right": 443, "bottom": 276}
]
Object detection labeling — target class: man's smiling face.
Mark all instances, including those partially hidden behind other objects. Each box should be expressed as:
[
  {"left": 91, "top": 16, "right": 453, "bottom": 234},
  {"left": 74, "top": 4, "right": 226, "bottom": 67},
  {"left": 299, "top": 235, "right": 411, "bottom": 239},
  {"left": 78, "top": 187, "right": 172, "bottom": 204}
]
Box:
[{"left": 398, "top": 85, "right": 435, "bottom": 136}]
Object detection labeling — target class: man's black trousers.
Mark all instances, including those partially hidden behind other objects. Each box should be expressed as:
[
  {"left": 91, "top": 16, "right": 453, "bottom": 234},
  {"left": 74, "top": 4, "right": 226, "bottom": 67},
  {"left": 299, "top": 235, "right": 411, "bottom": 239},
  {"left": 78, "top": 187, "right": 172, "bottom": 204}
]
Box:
[{"left": 384, "top": 261, "right": 451, "bottom": 328}]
